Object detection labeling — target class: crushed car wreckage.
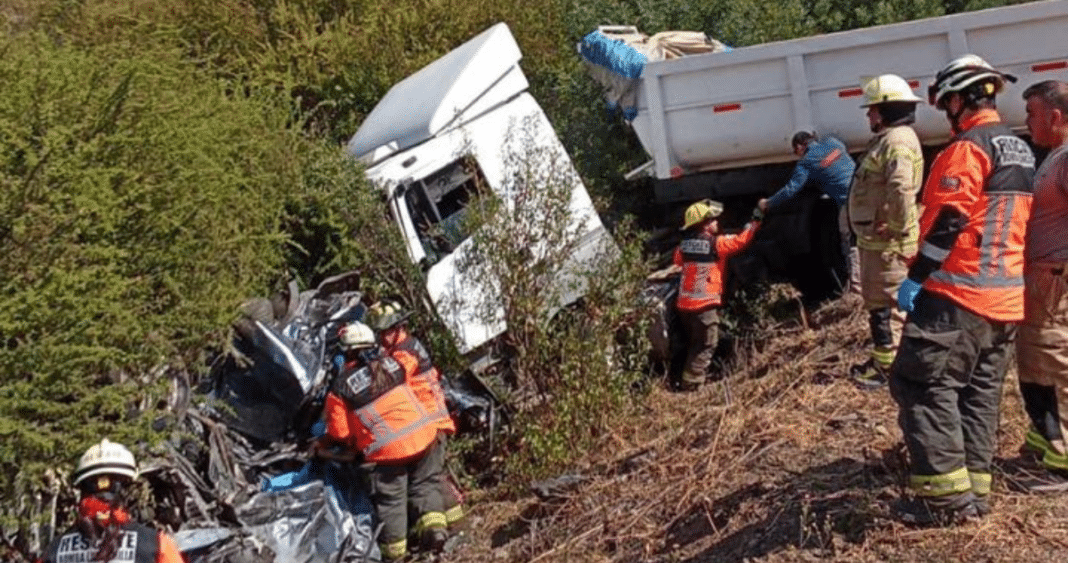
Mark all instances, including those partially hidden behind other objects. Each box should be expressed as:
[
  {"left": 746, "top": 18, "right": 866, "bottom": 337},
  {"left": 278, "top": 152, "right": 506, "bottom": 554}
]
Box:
[{"left": 17, "top": 271, "right": 497, "bottom": 563}]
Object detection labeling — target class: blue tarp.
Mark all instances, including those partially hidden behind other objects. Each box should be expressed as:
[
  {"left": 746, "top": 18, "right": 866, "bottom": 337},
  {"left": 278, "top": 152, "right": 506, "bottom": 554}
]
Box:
[
  {"left": 579, "top": 28, "right": 731, "bottom": 121},
  {"left": 579, "top": 29, "right": 649, "bottom": 80},
  {"left": 579, "top": 30, "right": 647, "bottom": 120}
]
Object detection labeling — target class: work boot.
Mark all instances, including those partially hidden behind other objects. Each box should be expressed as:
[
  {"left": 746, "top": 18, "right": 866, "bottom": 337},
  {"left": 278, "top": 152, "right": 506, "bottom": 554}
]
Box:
[
  {"left": 849, "top": 358, "right": 888, "bottom": 390},
  {"left": 972, "top": 494, "right": 991, "bottom": 516},
  {"left": 892, "top": 493, "right": 979, "bottom": 527},
  {"left": 1023, "top": 428, "right": 1054, "bottom": 458},
  {"left": 420, "top": 527, "right": 448, "bottom": 554}
]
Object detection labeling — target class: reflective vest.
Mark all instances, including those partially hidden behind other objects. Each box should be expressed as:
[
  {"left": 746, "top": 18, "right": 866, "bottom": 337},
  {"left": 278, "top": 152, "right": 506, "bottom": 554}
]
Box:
[
  {"left": 325, "top": 355, "right": 439, "bottom": 463},
  {"left": 42, "top": 524, "right": 159, "bottom": 563},
  {"left": 921, "top": 113, "right": 1035, "bottom": 322},
  {"left": 332, "top": 357, "right": 404, "bottom": 410},
  {"left": 673, "top": 223, "right": 759, "bottom": 311},
  {"left": 389, "top": 336, "right": 456, "bottom": 434}
]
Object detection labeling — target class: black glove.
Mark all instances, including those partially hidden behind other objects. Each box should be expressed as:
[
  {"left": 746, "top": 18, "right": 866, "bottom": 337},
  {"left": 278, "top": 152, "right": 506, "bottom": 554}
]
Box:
[{"left": 751, "top": 206, "right": 764, "bottom": 221}]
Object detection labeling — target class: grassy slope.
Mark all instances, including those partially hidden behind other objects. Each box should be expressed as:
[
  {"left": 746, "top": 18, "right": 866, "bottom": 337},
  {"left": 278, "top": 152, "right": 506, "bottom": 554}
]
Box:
[{"left": 447, "top": 292, "right": 1068, "bottom": 562}]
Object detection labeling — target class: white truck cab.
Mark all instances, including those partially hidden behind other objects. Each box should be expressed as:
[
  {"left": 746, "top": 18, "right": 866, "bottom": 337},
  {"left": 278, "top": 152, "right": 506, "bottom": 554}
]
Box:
[{"left": 348, "top": 23, "right": 615, "bottom": 369}]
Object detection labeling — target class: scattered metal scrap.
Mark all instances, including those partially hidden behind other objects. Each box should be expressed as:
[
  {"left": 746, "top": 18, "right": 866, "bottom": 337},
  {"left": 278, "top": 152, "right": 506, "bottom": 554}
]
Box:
[{"left": 11, "top": 270, "right": 498, "bottom": 562}]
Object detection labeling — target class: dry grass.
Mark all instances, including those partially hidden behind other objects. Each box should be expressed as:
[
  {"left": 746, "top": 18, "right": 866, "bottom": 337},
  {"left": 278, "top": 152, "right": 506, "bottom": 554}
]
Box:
[{"left": 447, "top": 291, "right": 1068, "bottom": 563}]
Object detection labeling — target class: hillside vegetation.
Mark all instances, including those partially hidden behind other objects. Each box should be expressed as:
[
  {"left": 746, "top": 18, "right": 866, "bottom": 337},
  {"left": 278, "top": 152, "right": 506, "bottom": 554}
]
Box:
[{"left": 0, "top": 0, "right": 1026, "bottom": 558}]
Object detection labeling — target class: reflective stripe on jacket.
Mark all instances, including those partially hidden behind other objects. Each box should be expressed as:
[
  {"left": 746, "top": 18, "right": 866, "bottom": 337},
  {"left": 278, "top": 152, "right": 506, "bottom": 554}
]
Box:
[
  {"left": 41, "top": 524, "right": 183, "bottom": 563},
  {"left": 848, "top": 125, "right": 922, "bottom": 253},
  {"left": 324, "top": 356, "right": 439, "bottom": 463},
  {"left": 389, "top": 337, "right": 456, "bottom": 434},
  {"left": 353, "top": 383, "right": 439, "bottom": 462},
  {"left": 767, "top": 136, "right": 855, "bottom": 209},
  {"left": 920, "top": 109, "right": 1035, "bottom": 322},
  {"left": 673, "top": 223, "right": 759, "bottom": 311}
]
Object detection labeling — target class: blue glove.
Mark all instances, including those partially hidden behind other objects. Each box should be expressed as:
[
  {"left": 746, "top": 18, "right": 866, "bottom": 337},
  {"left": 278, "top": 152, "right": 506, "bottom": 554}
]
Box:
[{"left": 897, "top": 278, "right": 923, "bottom": 312}]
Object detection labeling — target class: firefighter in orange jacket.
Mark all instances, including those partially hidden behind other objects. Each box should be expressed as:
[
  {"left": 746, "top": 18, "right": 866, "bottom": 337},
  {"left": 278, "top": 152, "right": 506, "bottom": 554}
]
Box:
[
  {"left": 39, "top": 440, "right": 185, "bottom": 563},
  {"left": 367, "top": 301, "right": 466, "bottom": 530},
  {"left": 315, "top": 320, "right": 450, "bottom": 561},
  {"left": 672, "top": 199, "right": 761, "bottom": 391},
  {"left": 888, "top": 55, "right": 1035, "bottom": 526}
]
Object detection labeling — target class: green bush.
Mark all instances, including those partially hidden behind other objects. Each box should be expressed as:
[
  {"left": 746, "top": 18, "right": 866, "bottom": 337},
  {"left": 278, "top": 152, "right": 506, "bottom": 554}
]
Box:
[{"left": 0, "top": 30, "right": 412, "bottom": 535}]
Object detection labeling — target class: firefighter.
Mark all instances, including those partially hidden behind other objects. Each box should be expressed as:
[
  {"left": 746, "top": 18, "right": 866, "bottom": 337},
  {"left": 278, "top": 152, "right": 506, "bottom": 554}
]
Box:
[
  {"left": 847, "top": 73, "right": 924, "bottom": 389},
  {"left": 1014, "top": 79, "right": 1068, "bottom": 490},
  {"left": 889, "top": 54, "right": 1035, "bottom": 525},
  {"left": 314, "top": 320, "right": 450, "bottom": 560},
  {"left": 672, "top": 199, "right": 761, "bottom": 391},
  {"left": 367, "top": 301, "right": 466, "bottom": 536},
  {"left": 758, "top": 130, "right": 858, "bottom": 294},
  {"left": 39, "top": 439, "right": 184, "bottom": 563}
]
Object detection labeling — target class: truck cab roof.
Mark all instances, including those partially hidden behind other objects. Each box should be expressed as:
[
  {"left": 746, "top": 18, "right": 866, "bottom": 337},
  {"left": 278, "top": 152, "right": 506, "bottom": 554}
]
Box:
[{"left": 347, "top": 23, "right": 527, "bottom": 165}]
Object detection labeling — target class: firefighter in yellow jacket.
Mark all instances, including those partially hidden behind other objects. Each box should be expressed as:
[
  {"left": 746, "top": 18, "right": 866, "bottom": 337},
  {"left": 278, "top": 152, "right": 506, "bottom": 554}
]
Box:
[
  {"left": 314, "top": 320, "right": 450, "bottom": 561},
  {"left": 673, "top": 199, "right": 760, "bottom": 391},
  {"left": 847, "top": 74, "right": 924, "bottom": 389}
]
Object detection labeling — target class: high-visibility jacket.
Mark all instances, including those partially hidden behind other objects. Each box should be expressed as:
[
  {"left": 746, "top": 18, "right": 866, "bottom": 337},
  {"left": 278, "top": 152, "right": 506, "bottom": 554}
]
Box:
[
  {"left": 673, "top": 222, "right": 760, "bottom": 311},
  {"left": 388, "top": 336, "right": 456, "bottom": 434},
  {"left": 917, "top": 109, "right": 1035, "bottom": 322},
  {"left": 848, "top": 125, "right": 923, "bottom": 253},
  {"left": 40, "top": 524, "right": 183, "bottom": 563},
  {"left": 324, "top": 355, "right": 439, "bottom": 463}
]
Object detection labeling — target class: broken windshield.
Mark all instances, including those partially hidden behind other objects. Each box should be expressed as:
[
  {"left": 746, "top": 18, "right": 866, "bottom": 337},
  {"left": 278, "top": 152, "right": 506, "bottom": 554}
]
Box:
[{"left": 403, "top": 157, "right": 488, "bottom": 266}]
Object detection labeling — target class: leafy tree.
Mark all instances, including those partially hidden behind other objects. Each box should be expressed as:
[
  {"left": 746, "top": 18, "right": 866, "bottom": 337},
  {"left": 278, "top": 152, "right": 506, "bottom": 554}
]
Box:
[{"left": 0, "top": 29, "right": 413, "bottom": 540}]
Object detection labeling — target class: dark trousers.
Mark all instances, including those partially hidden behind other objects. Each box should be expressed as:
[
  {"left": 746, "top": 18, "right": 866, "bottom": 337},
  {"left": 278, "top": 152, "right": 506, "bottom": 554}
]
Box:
[
  {"left": 889, "top": 290, "right": 1016, "bottom": 495},
  {"left": 679, "top": 307, "right": 719, "bottom": 386},
  {"left": 371, "top": 436, "right": 445, "bottom": 548}
]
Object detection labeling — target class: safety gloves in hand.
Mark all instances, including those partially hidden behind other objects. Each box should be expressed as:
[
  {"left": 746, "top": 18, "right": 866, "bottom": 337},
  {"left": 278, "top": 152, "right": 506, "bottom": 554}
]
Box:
[{"left": 897, "top": 278, "right": 923, "bottom": 312}]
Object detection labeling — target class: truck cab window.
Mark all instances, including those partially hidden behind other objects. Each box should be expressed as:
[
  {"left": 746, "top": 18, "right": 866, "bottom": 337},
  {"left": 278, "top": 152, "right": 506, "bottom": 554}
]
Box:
[{"left": 403, "top": 158, "right": 487, "bottom": 265}]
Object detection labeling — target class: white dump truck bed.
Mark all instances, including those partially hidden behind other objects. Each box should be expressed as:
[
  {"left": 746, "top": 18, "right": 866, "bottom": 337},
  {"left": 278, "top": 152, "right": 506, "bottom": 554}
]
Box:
[{"left": 629, "top": 0, "right": 1068, "bottom": 180}]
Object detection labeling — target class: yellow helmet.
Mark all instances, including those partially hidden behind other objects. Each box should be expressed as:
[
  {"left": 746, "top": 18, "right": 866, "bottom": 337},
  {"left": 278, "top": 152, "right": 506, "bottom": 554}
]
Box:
[
  {"left": 860, "top": 74, "right": 922, "bottom": 107},
  {"left": 681, "top": 199, "right": 723, "bottom": 231},
  {"left": 366, "top": 300, "right": 410, "bottom": 331}
]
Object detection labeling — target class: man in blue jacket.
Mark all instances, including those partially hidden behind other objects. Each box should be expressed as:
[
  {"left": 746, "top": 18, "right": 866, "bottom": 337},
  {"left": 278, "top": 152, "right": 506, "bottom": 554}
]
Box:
[{"left": 759, "top": 131, "right": 857, "bottom": 293}]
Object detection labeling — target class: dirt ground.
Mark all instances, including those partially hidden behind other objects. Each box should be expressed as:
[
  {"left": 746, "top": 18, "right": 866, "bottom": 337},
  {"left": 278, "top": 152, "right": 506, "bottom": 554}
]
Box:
[{"left": 445, "top": 292, "right": 1068, "bottom": 563}]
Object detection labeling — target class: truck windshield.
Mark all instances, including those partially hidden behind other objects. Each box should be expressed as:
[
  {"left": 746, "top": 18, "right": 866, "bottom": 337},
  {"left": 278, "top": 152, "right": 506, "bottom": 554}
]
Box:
[{"left": 403, "top": 157, "right": 487, "bottom": 266}]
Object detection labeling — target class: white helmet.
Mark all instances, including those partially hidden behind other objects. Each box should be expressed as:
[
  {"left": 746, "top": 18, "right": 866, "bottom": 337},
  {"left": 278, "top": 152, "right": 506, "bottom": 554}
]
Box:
[
  {"left": 928, "top": 54, "right": 1016, "bottom": 109},
  {"left": 339, "top": 321, "right": 375, "bottom": 350},
  {"left": 860, "top": 74, "right": 922, "bottom": 107},
  {"left": 73, "top": 439, "right": 137, "bottom": 488}
]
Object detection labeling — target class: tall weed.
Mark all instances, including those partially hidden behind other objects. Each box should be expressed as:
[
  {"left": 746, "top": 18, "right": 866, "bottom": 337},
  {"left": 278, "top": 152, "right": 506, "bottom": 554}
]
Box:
[{"left": 455, "top": 117, "right": 651, "bottom": 486}]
